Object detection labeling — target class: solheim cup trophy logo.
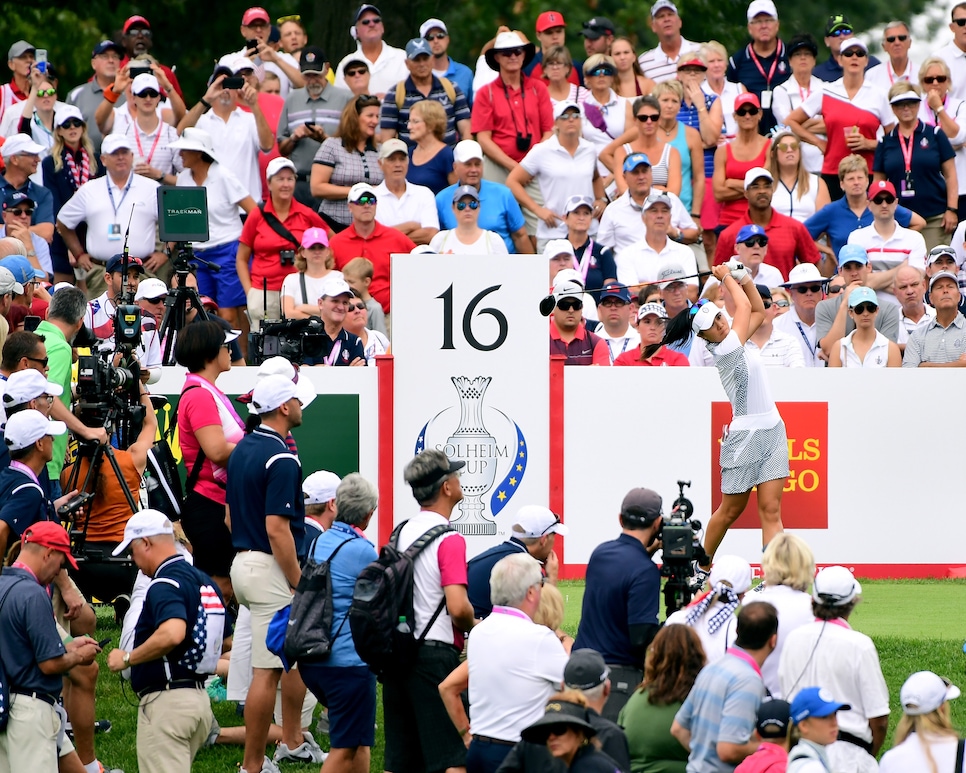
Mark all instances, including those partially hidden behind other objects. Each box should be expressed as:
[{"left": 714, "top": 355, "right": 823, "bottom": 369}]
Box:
[{"left": 415, "top": 376, "right": 528, "bottom": 536}]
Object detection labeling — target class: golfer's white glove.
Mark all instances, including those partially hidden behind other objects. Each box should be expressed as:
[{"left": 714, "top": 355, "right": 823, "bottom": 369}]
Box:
[{"left": 726, "top": 259, "right": 749, "bottom": 283}]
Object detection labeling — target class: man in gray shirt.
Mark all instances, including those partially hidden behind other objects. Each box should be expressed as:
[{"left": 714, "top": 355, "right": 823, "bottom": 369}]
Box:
[
  {"left": 902, "top": 271, "right": 966, "bottom": 366},
  {"left": 277, "top": 45, "right": 352, "bottom": 209},
  {"left": 66, "top": 40, "right": 126, "bottom": 153},
  {"left": 817, "top": 244, "right": 900, "bottom": 356}
]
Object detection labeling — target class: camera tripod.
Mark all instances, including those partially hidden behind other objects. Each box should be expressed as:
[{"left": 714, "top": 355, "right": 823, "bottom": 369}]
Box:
[
  {"left": 660, "top": 480, "right": 711, "bottom": 617},
  {"left": 158, "top": 244, "right": 216, "bottom": 365}
]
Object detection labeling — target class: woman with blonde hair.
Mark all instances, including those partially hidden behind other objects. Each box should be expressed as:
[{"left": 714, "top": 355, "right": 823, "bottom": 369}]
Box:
[
  {"left": 768, "top": 128, "right": 830, "bottom": 222},
  {"left": 919, "top": 56, "right": 966, "bottom": 220},
  {"left": 280, "top": 227, "right": 338, "bottom": 319},
  {"left": 605, "top": 95, "right": 682, "bottom": 198},
  {"left": 880, "top": 671, "right": 962, "bottom": 773},
  {"left": 755, "top": 533, "right": 815, "bottom": 698},
  {"left": 533, "top": 582, "right": 573, "bottom": 651},
  {"left": 654, "top": 79, "right": 704, "bottom": 215},
  {"left": 407, "top": 99, "right": 455, "bottom": 194}
]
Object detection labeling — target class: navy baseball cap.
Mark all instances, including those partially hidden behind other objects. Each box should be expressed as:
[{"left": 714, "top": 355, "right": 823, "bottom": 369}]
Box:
[
  {"left": 598, "top": 283, "right": 631, "bottom": 304},
  {"left": 2, "top": 190, "right": 33, "bottom": 210},
  {"left": 757, "top": 699, "right": 791, "bottom": 739},
  {"left": 790, "top": 687, "right": 851, "bottom": 723},
  {"left": 92, "top": 40, "right": 124, "bottom": 58},
  {"left": 623, "top": 153, "right": 651, "bottom": 173},
  {"left": 737, "top": 224, "right": 767, "bottom": 244},
  {"left": 106, "top": 254, "right": 145, "bottom": 274}
]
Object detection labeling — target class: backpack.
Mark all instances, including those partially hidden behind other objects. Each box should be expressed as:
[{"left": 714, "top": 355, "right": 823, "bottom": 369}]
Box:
[
  {"left": 284, "top": 533, "right": 358, "bottom": 665},
  {"left": 150, "top": 572, "right": 226, "bottom": 675},
  {"left": 395, "top": 77, "right": 456, "bottom": 111},
  {"left": 349, "top": 521, "right": 453, "bottom": 677}
]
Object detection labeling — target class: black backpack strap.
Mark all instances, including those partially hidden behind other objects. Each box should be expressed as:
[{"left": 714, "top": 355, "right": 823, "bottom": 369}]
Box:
[
  {"left": 258, "top": 203, "right": 300, "bottom": 248},
  {"left": 398, "top": 523, "right": 456, "bottom": 641},
  {"left": 956, "top": 738, "right": 965, "bottom": 773},
  {"left": 299, "top": 272, "right": 308, "bottom": 306},
  {"left": 179, "top": 385, "right": 209, "bottom": 496}
]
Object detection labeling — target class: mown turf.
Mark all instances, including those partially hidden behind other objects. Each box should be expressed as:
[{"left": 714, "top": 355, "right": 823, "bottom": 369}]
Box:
[{"left": 86, "top": 579, "right": 966, "bottom": 771}]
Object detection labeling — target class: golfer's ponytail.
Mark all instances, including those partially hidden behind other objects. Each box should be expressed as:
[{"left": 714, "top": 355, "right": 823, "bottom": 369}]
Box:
[{"left": 643, "top": 305, "right": 692, "bottom": 359}]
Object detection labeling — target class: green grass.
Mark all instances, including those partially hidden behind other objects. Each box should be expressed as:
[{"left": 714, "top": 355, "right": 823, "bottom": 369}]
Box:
[{"left": 87, "top": 580, "right": 966, "bottom": 772}]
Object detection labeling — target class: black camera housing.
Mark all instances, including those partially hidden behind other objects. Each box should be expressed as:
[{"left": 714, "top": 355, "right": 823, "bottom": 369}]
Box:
[
  {"left": 516, "top": 133, "right": 533, "bottom": 152},
  {"left": 280, "top": 249, "right": 296, "bottom": 267},
  {"left": 249, "top": 317, "right": 332, "bottom": 366}
]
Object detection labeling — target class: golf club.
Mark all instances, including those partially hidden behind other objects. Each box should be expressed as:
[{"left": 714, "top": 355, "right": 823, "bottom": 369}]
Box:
[{"left": 539, "top": 270, "right": 715, "bottom": 316}]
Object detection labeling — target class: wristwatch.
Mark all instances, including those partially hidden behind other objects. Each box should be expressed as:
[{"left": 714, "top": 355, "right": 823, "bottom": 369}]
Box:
[{"left": 122, "top": 651, "right": 131, "bottom": 666}]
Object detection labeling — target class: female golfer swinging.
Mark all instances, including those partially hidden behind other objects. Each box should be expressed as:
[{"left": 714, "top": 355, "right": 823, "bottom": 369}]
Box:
[{"left": 648, "top": 262, "right": 789, "bottom": 572}]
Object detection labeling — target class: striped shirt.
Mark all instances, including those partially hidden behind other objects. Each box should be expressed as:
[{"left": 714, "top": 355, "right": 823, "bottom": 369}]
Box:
[
  {"left": 123, "top": 119, "right": 182, "bottom": 177},
  {"left": 638, "top": 38, "right": 701, "bottom": 83},
  {"left": 313, "top": 137, "right": 383, "bottom": 227},
  {"left": 902, "top": 312, "right": 966, "bottom": 367},
  {"left": 379, "top": 75, "right": 470, "bottom": 146},
  {"left": 277, "top": 86, "right": 354, "bottom": 175}
]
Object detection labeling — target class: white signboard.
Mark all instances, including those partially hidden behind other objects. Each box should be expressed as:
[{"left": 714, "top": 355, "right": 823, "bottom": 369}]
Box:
[{"left": 392, "top": 254, "right": 549, "bottom": 557}]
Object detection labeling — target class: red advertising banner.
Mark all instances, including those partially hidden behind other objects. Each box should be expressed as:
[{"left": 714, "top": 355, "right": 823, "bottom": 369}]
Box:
[{"left": 711, "top": 402, "right": 828, "bottom": 529}]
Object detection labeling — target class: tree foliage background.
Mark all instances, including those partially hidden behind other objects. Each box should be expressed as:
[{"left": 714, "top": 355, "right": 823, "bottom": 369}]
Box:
[{"left": 0, "top": 0, "right": 934, "bottom": 105}]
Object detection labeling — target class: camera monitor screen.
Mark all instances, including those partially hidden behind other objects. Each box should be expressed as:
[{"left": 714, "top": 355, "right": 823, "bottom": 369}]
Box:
[{"left": 158, "top": 186, "right": 209, "bottom": 242}]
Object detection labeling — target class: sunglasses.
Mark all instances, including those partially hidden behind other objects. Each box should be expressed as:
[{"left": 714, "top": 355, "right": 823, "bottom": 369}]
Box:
[
  {"left": 774, "top": 299, "right": 790, "bottom": 308},
  {"left": 600, "top": 298, "right": 627, "bottom": 307},
  {"left": 794, "top": 284, "right": 823, "bottom": 294},
  {"left": 347, "top": 303, "right": 366, "bottom": 311},
  {"left": 588, "top": 67, "right": 616, "bottom": 77},
  {"left": 735, "top": 107, "right": 760, "bottom": 116},
  {"left": 355, "top": 94, "right": 380, "bottom": 109},
  {"left": 26, "top": 355, "right": 48, "bottom": 367},
  {"left": 885, "top": 34, "right": 909, "bottom": 43},
  {"left": 425, "top": 33, "right": 447, "bottom": 41},
  {"left": 500, "top": 48, "right": 526, "bottom": 58},
  {"left": 557, "top": 298, "right": 583, "bottom": 311},
  {"left": 852, "top": 302, "right": 878, "bottom": 314},
  {"left": 841, "top": 49, "right": 866, "bottom": 58},
  {"left": 128, "top": 28, "right": 152, "bottom": 37},
  {"left": 345, "top": 67, "right": 368, "bottom": 77},
  {"left": 146, "top": 295, "right": 166, "bottom": 304},
  {"left": 8, "top": 207, "right": 33, "bottom": 217},
  {"left": 60, "top": 118, "right": 85, "bottom": 129},
  {"left": 358, "top": 16, "right": 382, "bottom": 25},
  {"left": 545, "top": 725, "right": 572, "bottom": 737},
  {"left": 456, "top": 200, "right": 480, "bottom": 210},
  {"left": 872, "top": 195, "right": 896, "bottom": 205},
  {"left": 35, "top": 88, "right": 56, "bottom": 98},
  {"left": 923, "top": 75, "right": 948, "bottom": 85},
  {"left": 762, "top": 300, "right": 773, "bottom": 309},
  {"left": 955, "top": 18, "right": 966, "bottom": 26},
  {"left": 777, "top": 141, "right": 799, "bottom": 152},
  {"left": 137, "top": 89, "right": 160, "bottom": 99},
  {"left": 828, "top": 284, "right": 843, "bottom": 294},
  {"left": 557, "top": 111, "right": 581, "bottom": 121},
  {"left": 829, "top": 28, "right": 853, "bottom": 37},
  {"left": 354, "top": 194, "right": 377, "bottom": 206},
  {"left": 741, "top": 236, "right": 768, "bottom": 248},
  {"left": 540, "top": 513, "right": 562, "bottom": 535},
  {"left": 636, "top": 113, "right": 660, "bottom": 123}
]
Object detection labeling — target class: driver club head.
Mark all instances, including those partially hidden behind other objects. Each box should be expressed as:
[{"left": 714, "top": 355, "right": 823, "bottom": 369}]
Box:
[{"left": 539, "top": 295, "right": 556, "bottom": 316}]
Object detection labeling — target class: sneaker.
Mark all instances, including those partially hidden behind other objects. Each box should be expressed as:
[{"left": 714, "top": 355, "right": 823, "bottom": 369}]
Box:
[
  {"left": 95, "top": 763, "right": 124, "bottom": 773},
  {"left": 314, "top": 710, "right": 330, "bottom": 736},
  {"left": 94, "top": 719, "right": 112, "bottom": 734},
  {"left": 205, "top": 676, "right": 227, "bottom": 703},
  {"left": 204, "top": 716, "right": 220, "bottom": 747},
  {"left": 240, "top": 758, "right": 280, "bottom": 773},
  {"left": 273, "top": 737, "right": 327, "bottom": 764}
]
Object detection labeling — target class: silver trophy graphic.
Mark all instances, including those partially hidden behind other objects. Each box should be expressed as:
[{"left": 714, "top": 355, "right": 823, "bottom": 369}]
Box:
[{"left": 446, "top": 376, "right": 498, "bottom": 535}]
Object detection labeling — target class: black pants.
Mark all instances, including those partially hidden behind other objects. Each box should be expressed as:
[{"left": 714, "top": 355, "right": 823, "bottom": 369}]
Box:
[{"left": 602, "top": 664, "right": 644, "bottom": 722}]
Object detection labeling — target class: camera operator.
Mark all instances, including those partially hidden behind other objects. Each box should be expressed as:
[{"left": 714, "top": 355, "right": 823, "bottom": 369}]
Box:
[
  {"left": 167, "top": 272, "right": 245, "bottom": 365},
  {"left": 36, "top": 287, "right": 110, "bottom": 500},
  {"left": 316, "top": 275, "right": 365, "bottom": 366},
  {"left": 60, "top": 379, "right": 157, "bottom": 603},
  {"left": 84, "top": 253, "right": 162, "bottom": 384},
  {"left": 573, "top": 487, "right": 663, "bottom": 722}
]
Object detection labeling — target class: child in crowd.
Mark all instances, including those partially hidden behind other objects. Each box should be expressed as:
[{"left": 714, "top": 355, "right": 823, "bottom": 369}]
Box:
[
  {"left": 343, "top": 257, "right": 388, "bottom": 336},
  {"left": 787, "top": 687, "right": 851, "bottom": 773},
  {"left": 735, "top": 699, "right": 792, "bottom": 772}
]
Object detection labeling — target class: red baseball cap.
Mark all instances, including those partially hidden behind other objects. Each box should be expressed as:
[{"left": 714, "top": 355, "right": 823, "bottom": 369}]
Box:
[
  {"left": 734, "top": 92, "right": 761, "bottom": 110},
  {"left": 22, "top": 521, "right": 79, "bottom": 569},
  {"left": 123, "top": 15, "right": 150, "bottom": 33},
  {"left": 536, "top": 11, "right": 567, "bottom": 32},
  {"left": 241, "top": 7, "right": 270, "bottom": 26},
  {"left": 868, "top": 180, "right": 897, "bottom": 199}
]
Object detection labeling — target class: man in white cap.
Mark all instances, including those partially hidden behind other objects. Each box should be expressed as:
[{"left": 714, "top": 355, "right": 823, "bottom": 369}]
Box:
[
  {"left": 333, "top": 4, "right": 408, "bottom": 96},
  {"left": 774, "top": 263, "right": 826, "bottom": 366},
  {"left": 303, "top": 470, "right": 341, "bottom": 537},
  {"left": 638, "top": 1, "right": 700, "bottom": 83},
  {"left": 107, "top": 509, "right": 226, "bottom": 773},
  {"left": 549, "top": 276, "right": 610, "bottom": 365},
  {"left": 779, "top": 566, "right": 889, "bottom": 773},
  {"left": 467, "top": 504, "right": 568, "bottom": 617},
  {"left": 373, "top": 138, "right": 439, "bottom": 245},
  {"left": 419, "top": 18, "right": 474, "bottom": 103},
  {"left": 0, "top": 366, "right": 61, "bottom": 463},
  {"left": 318, "top": 275, "right": 366, "bottom": 366},
  {"left": 227, "top": 373, "right": 321, "bottom": 773},
  {"left": 726, "top": 0, "right": 790, "bottom": 133},
  {"left": 56, "top": 133, "right": 166, "bottom": 297},
  {"left": 330, "top": 183, "right": 416, "bottom": 318},
  {"left": 0, "top": 133, "right": 54, "bottom": 242},
  {"left": 379, "top": 37, "right": 471, "bottom": 147},
  {"left": 435, "top": 139, "right": 531, "bottom": 253}
]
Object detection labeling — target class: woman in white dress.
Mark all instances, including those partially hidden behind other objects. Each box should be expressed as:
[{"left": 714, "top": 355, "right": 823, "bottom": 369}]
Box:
[
  {"left": 654, "top": 263, "right": 788, "bottom": 570},
  {"left": 828, "top": 286, "right": 901, "bottom": 367},
  {"left": 768, "top": 129, "right": 830, "bottom": 223},
  {"left": 879, "top": 671, "right": 963, "bottom": 773},
  {"left": 429, "top": 185, "right": 508, "bottom": 255}
]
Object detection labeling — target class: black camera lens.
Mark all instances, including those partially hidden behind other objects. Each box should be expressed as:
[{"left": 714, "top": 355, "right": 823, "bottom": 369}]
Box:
[{"left": 516, "top": 134, "right": 532, "bottom": 152}]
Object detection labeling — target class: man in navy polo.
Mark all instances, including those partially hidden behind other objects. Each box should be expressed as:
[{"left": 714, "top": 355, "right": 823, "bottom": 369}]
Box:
[
  {"left": 726, "top": 0, "right": 790, "bottom": 134},
  {"left": 573, "top": 487, "right": 663, "bottom": 721},
  {"left": 228, "top": 374, "right": 322, "bottom": 773},
  {"left": 107, "top": 509, "right": 226, "bottom": 773},
  {"left": 467, "top": 504, "right": 567, "bottom": 617}
]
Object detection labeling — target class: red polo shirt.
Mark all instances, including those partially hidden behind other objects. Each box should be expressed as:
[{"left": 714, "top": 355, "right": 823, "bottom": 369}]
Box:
[
  {"left": 713, "top": 208, "right": 821, "bottom": 280},
  {"left": 549, "top": 320, "right": 611, "bottom": 365},
  {"left": 471, "top": 75, "right": 554, "bottom": 163},
  {"left": 240, "top": 197, "right": 325, "bottom": 292},
  {"left": 614, "top": 347, "right": 690, "bottom": 366},
  {"left": 331, "top": 222, "right": 416, "bottom": 312}
]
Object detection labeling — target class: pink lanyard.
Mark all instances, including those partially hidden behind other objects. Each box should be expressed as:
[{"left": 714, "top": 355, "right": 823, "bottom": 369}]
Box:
[
  {"left": 747, "top": 41, "right": 782, "bottom": 88},
  {"left": 134, "top": 125, "right": 162, "bottom": 165},
  {"left": 897, "top": 123, "right": 918, "bottom": 173},
  {"left": 726, "top": 647, "right": 763, "bottom": 678},
  {"left": 324, "top": 340, "right": 343, "bottom": 366},
  {"left": 491, "top": 605, "right": 530, "bottom": 621},
  {"left": 10, "top": 460, "right": 39, "bottom": 485},
  {"left": 574, "top": 239, "right": 594, "bottom": 283},
  {"left": 814, "top": 617, "right": 850, "bottom": 629},
  {"left": 11, "top": 560, "right": 38, "bottom": 581}
]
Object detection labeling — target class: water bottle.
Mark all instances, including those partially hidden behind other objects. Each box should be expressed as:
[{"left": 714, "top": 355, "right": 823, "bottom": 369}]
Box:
[{"left": 395, "top": 616, "right": 411, "bottom": 635}]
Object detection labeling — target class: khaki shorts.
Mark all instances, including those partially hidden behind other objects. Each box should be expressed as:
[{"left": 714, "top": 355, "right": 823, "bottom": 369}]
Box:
[
  {"left": 137, "top": 687, "right": 212, "bottom": 773},
  {"left": 230, "top": 550, "right": 291, "bottom": 670},
  {"left": 0, "top": 694, "right": 60, "bottom": 773}
]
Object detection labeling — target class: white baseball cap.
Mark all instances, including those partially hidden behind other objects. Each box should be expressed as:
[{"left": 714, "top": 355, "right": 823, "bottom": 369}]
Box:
[
  {"left": 709, "top": 554, "right": 753, "bottom": 595},
  {"left": 544, "top": 239, "right": 576, "bottom": 261},
  {"left": 419, "top": 18, "right": 447, "bottom": 38},
  {"left": 250, "top": 373, "right": 314, "bottom": 415},
  {"left": 320, "top": 276, "right": 353, "bottom": 298},
  {"left": 266, "top": 156, "right": 296, "bottom": 180},
  {"left": 747, "top": 0, "right": 778, "bottom": 20},
  {"left": 511, "top": 505, "right": 569, "bottom": 537},
  {"left": 2, "top": 369, "right": 63, "bottom": 408},
  {"left": 0, "top": 266, "right": 24, "bottom": 296},
  {"left": 1, "top": 133, "right": 45, "bottom": 158},
  {"left": 303, "top": 470, "right": 342, "bottom": 505},
  {"left": 4, "top": 409, "right": 67, "bottom": 452},
  {"left": 691, "top": 300, "right": 722, "bottom": 333},
  {"left": 812, "top": 565, "right": 862, "bottom": 606},
  {"left": 348, "top": 182, "right": 377, "bottom": 203},
  {"left": 101, "top": 134, "right": 134, "bottom": 155},
  {"left": 239, "top": 356, "right": 316, "bottom": 413},
  {"left": 453, "top": 140, "right": 484, "bottom": 163},
  {"left": 112, "top": 509, "right": 175, "bottom": 555},
  {"left": 900, "top": 671, "right": 961, "bottom": 716},
  {"left": 55, "top": 105, "right": 85, "bottom": 127},
  {"left": 743, "top": 166, "right": 774, "bottom": 189},
  {"left": 135, "top": 277, "right": 168, "bottom": 301},
  {"left": 131, "top": 73, "right": 161, "bottom": 95}
]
